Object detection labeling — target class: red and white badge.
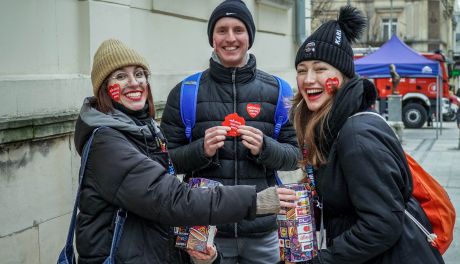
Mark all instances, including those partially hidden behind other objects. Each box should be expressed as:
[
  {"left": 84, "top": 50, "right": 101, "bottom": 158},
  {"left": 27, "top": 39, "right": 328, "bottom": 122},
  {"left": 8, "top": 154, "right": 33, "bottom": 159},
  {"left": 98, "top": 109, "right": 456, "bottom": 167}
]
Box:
[
  {"left": 325, "top": 77, "right": 339, "bottom": 94},
  {"left": 222, "top": 113, "right": 246, "bottom": 137},
  {"left": 246, "top": 103, "right": 261, "bottom": 118},
  {"left": 108, "top": 83, "right": 121, "bottom": 101}
]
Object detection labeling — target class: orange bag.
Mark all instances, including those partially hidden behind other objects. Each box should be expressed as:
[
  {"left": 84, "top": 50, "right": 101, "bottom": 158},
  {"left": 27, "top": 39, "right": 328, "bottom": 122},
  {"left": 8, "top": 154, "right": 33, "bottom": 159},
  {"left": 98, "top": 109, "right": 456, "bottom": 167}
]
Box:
[{"left": 406, "top": 153, "right": 456, "bottom": 254}]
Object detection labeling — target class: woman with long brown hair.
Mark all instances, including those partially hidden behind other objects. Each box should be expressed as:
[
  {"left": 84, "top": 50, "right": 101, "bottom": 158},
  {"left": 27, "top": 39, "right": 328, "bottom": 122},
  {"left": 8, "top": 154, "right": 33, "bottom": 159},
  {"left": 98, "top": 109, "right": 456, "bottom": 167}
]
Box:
[{"left": 289, "top": 6, "right": 444, "bottom": 264}]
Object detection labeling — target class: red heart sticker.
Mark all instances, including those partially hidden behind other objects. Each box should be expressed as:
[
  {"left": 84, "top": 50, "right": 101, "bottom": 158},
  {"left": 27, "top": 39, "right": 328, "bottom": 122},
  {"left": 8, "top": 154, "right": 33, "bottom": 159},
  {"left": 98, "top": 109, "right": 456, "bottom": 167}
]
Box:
[
  {"left": 246, "top": 103, "right": 261, "bottom": 118},
  {"left": 325, "top": 77, "right": 339, "bottom": 94},
  {"left": 108, "top": 83, "right": 121, "bottom": 101},
  {"left": 222, "top": 113, "right": 245, "bottom": 137}
]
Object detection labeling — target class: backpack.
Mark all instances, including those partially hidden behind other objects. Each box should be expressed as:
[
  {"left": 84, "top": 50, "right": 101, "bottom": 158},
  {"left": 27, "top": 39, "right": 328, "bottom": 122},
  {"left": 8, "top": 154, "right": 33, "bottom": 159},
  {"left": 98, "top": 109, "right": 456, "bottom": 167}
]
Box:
[
  {"left": 351, "top": 111, "right": 455, "bottom": 254},
  {"left": 179, "top": 71, "right": 293, "bottom": 185}
]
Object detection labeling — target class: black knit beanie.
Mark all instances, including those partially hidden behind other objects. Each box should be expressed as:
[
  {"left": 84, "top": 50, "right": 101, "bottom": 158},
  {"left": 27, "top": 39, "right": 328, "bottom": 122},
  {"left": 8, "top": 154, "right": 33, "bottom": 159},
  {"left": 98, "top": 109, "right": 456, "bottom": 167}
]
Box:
[
  {"left": 207, "top": 0, "right": 256, "bottom": 49},
  {"left": 295, "top": 6, "right": 366, "bottom": 78}
]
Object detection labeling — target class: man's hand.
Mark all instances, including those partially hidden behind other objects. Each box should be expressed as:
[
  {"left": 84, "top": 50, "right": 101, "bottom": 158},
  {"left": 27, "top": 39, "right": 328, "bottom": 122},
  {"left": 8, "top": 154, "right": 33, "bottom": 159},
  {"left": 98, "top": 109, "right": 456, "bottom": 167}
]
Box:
[
  {"left": 204, "top": 126, "right": 230, "bottom": 157},
  {"left": 187, "top": 244, "right": 218, "bottom": 264},
  {"left": 276, "top": 187, "right": 297, "bottom": 214},
  {"left": 238, "top": 125, "right": 264, "bottom": 156}
]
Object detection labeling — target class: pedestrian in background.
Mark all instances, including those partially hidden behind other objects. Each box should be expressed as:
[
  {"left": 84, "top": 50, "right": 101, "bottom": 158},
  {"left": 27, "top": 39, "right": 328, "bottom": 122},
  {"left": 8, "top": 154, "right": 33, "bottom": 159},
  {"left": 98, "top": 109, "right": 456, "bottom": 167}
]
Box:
[
  {"left": 73, "top": 38, "right": 297, "bottom": 264},
  {"left": 160, "top": 0, "right": 300, "bottom": 263},
  {"left": 290, "top": 6, "right": 444, "bottom": 264}
]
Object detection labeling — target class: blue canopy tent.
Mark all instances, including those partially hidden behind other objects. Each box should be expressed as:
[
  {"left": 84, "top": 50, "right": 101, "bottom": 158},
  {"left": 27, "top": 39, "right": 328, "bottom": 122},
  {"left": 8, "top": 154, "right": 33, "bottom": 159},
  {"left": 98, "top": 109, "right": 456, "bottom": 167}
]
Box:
[
  {"left": 355, "top": 35, "right": 440, "bottom": 77},
  {"left": 354, "top": 35, "right": 443, "bottom": 134}
]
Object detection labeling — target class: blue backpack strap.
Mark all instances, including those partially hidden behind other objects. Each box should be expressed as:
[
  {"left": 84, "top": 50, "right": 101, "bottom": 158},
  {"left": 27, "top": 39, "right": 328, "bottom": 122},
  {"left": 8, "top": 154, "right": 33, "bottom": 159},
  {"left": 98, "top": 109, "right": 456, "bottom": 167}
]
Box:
[
  {"left": 272, "top": 76, "right": 293, "bottom": 186},
  {"left": 180, "top": 72, "right": 203, "bottom": 142},
  {"left": 273, "top": 76, "right": 293, "bottom": 140}
]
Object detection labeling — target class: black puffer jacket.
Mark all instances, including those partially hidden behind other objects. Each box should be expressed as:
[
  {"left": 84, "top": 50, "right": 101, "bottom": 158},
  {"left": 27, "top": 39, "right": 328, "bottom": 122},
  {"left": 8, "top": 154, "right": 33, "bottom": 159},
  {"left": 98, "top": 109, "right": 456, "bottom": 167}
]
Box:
[
  {"left": 315, "top": 78, "right": 444, "bottom": 263},
  {"left": 74, "top": 97, "right": 258, "bottom": 264},
  {"left": 161, "top": 55, "right": 300, "bottom": 237}
]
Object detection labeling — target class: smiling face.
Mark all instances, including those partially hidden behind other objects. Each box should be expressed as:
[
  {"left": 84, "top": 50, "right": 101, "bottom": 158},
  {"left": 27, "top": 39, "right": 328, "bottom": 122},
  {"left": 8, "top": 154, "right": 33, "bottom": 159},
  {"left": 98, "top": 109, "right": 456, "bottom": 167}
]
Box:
[
  {"left": 212, "top": 17, "right": 249, "bottom": 68},
  {"left": 296, "top": 60, "right": 345, "bottom": 112},
  {"left": 106, "top": 65, "right": 149, "bottom": 111}
]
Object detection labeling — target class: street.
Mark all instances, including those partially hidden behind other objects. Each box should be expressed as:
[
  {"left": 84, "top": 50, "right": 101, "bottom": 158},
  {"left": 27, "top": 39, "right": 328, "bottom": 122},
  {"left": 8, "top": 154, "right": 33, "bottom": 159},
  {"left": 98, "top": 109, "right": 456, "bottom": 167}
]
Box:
[{"left": 403, "top": 121, "right": 460, "bottom": 263}]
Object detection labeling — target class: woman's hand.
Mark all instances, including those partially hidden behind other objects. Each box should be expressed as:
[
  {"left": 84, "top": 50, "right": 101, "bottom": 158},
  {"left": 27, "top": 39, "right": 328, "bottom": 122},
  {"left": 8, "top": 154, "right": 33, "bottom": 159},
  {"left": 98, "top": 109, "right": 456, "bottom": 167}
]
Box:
[{"left": 187, "top": 244, "right": 218, "bottom": 264}]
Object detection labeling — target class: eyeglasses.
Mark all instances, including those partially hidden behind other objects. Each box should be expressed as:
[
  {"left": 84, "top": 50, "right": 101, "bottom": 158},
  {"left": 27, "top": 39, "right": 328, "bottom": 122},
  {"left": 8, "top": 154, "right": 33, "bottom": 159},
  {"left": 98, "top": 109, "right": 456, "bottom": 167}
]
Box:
[{"left": 110, "top": 69, "right": 149, "bottom": 84}]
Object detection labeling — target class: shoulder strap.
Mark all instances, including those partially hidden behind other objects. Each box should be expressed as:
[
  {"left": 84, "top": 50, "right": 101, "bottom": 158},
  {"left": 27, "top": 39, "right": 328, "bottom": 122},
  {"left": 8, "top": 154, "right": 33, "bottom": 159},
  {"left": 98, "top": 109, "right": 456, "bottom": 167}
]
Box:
[
  {"left": 57, "top": 127, "right": 126, "bottom": 264},
  {"left": 348, "top": 111, "right": 439, "bottom": 245},
  {"left": 180, "top": 72, "right": 203, "bottom": 142},
  {"left": 272, "top": 76, "right": 293, "bottom": 140},
  {"left": 272, "top": 76, "right": 293, "bottom": 186}
]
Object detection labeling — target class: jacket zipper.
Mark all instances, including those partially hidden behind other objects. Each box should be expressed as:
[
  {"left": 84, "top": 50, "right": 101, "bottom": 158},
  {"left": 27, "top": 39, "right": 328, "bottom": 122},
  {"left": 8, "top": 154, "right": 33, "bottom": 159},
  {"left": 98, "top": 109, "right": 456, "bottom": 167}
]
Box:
[{"left": 232, "top": 69, "right": 238, "bottom": 238}]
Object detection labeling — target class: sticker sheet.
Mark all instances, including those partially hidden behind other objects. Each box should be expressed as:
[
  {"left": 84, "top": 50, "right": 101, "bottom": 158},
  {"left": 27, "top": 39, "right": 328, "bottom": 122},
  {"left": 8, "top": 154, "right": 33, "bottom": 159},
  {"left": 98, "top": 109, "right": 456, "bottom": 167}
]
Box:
[
  {"left": 174, "top": 178, "right": 221, "bottom": 252},
  {"left": 277, "top": 183, "right": 318, "bottom": 262}
]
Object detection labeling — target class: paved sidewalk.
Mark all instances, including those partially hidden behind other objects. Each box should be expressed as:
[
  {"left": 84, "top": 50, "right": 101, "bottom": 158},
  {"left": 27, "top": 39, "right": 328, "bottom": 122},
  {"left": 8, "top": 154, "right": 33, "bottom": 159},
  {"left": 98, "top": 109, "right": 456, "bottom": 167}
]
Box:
[{"left": 402, "top": 121, "right": 460, "bottom": 263}]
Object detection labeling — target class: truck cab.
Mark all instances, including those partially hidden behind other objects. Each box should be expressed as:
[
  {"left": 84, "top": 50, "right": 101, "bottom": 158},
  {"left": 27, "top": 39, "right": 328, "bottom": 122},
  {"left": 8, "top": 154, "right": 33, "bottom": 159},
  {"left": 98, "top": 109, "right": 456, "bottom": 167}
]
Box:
[{"left": 354, "top": 52, "right": 451, "bottom": 128}]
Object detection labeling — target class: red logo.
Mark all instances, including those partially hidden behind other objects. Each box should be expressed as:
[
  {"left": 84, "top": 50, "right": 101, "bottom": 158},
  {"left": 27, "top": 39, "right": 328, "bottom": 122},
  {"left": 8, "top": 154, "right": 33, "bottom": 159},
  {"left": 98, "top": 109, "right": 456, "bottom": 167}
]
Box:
[
  {"left": 246, "top": 103, "right": 261, "bottom": 118},
  {"left": 108, "top": 84, "right": 121, "bottom": 101},
  {"left": 325, "top": 77, "right": 339, "bottom": 94}
]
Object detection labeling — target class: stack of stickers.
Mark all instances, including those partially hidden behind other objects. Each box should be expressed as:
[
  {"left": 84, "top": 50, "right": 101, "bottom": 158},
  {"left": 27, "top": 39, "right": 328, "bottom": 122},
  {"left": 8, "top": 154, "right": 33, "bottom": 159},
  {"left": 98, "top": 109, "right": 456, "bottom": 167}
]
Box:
[
  {"left": 174, "top": 178, "right": 221, "bottom": 252},
  {"left": 277, "top": 183, "right": 318, "bottom": 262}
]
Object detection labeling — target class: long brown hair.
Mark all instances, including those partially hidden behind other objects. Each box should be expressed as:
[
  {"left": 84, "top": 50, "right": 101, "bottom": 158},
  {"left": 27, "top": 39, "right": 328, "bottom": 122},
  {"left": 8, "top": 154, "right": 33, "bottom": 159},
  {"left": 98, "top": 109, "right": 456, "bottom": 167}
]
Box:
[
  {"left": 292, "top": 92, "right": 333, "bottom": 169},
  {"left": 95, "top": 71, "right": 155, "bottom": 118}
]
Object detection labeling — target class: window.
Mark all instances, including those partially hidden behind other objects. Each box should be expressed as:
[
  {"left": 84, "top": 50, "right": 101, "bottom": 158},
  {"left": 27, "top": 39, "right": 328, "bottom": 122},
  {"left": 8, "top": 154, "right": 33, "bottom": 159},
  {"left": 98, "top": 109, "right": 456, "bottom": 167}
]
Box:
[{"left": 382, "top": 18, "right": 397, "bottom": 41}]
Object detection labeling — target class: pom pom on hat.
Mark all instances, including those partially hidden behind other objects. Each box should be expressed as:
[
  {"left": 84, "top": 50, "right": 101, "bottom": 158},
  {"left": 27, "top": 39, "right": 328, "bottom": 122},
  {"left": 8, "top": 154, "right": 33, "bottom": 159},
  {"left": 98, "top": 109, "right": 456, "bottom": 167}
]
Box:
[
  {"left": 91, "top": 39, "right": 150, "bottom": 96},
  {"left": 207, "top": 0, "right": 256, "bottom": 49},
  {"left": 295, "top": 5, "right": 366, "bottom": 78}
]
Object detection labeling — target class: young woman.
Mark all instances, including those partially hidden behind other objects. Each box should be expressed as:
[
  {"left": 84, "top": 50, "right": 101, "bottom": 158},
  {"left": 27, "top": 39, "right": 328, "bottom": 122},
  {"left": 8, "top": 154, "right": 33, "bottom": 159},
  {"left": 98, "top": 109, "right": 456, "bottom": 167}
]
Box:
[
  {"left": 289, "top": 6, "right": 444, "bottom": 264},
  {"left": 74, "top": 39, "right": 297, "bottom": 264}
]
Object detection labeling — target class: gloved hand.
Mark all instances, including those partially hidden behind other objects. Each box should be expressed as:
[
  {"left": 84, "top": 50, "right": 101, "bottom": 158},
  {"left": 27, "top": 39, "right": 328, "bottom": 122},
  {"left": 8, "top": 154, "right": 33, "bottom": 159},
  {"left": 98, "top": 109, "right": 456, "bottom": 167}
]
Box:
[{"left": 256, "top": 187, "right": 297, "bottom": 214}]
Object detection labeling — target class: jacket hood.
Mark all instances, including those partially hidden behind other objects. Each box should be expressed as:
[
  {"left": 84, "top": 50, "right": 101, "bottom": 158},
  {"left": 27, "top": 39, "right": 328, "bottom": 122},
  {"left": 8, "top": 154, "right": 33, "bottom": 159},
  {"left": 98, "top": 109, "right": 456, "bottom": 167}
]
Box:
[
  {"left": 318, "top": 77, "right": 376, "bottom": 157},
  {"left": 74, "top": 97, "right": 154, "bottom": 155}
]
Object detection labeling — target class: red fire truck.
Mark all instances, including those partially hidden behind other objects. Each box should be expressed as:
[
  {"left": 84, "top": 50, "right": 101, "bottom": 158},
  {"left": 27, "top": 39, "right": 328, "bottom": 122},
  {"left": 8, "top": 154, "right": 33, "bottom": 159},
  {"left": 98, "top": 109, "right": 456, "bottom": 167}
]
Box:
[{"left": 354, "top": 52, "right": 451, "bottom": 128}]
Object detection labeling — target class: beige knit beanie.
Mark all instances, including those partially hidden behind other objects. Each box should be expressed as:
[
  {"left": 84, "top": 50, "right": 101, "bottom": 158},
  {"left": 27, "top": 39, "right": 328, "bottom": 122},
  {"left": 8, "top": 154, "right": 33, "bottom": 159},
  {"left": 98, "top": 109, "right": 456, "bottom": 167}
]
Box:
[{"left": 91, "top": 39, "right": 150, "bottom": 96}]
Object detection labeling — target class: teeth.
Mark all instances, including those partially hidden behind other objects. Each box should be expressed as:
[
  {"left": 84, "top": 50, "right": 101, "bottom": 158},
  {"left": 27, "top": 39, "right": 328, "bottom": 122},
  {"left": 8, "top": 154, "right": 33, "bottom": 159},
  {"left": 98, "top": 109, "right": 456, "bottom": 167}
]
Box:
[
  {"left": 125, "top": 92, "right": 141, "bottom": 98},
  {"left": 306, "top": 89, "right": 323, "bottom": 94},
  {"left": 225, "top": 47, "right": 237, "bottom": 51}
]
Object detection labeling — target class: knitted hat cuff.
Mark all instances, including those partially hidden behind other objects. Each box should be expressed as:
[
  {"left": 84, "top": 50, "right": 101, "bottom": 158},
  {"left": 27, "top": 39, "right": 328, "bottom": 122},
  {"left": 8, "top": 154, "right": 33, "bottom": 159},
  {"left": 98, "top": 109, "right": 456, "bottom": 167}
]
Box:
[{"left": 295, "top": 41, "right": 355, "bottom": 78}]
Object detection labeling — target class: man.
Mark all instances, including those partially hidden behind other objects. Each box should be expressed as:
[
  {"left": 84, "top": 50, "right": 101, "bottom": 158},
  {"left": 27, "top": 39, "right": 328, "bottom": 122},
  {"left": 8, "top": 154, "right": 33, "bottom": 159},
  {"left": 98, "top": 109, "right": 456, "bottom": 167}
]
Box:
[{"left": 160, "top": 0, "right": 300, "bottom": 263}]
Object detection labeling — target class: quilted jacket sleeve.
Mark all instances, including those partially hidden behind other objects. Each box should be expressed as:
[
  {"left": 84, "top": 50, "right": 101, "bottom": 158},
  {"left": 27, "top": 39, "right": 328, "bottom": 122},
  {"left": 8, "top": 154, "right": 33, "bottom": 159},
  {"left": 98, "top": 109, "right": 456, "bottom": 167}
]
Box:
[{"left": 87, "top": 127, "right": 257, "bottom": 226}]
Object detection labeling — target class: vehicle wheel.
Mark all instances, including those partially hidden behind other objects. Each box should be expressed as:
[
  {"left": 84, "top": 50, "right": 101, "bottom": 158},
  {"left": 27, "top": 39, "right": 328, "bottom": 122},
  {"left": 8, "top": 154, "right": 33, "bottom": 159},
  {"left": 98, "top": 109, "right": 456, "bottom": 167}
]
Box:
[
  {"left": 402, "top": 103, "right": 427, "bottom": 128},
  {"left": 443, "top": 109, "right": 457, "bottom": 122}
]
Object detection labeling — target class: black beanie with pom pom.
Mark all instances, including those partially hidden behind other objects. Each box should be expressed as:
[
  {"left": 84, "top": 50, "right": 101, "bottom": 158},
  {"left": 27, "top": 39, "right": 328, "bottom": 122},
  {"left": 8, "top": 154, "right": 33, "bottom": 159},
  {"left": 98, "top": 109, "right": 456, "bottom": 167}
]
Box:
[{"left": 295, "top": 5, "right": 366, "bottom": 78}]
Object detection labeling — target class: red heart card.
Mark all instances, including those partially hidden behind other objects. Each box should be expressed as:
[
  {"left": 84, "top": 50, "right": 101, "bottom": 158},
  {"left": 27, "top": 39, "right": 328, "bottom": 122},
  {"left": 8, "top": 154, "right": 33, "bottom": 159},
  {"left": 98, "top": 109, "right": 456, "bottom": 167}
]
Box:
[{"left": 222, "top": 113, "right": 245, "bottom": 137}]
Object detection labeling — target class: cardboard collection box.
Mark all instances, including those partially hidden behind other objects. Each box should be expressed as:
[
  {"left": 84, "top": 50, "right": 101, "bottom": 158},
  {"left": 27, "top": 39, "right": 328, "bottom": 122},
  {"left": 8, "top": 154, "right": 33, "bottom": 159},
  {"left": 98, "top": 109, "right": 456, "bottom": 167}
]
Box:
[
  {"left": 277, "top": 183, "right": 318, "bottom": 262},
  {"left": 174, "top": 178, "right": 221, "bottom": 253}
]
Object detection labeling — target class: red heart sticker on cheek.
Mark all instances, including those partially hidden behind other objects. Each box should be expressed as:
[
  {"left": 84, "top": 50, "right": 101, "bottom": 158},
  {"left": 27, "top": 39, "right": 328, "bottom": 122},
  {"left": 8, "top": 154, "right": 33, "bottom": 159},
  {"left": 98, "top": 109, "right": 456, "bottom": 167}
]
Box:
[
  {"left": 325, "top": 77, "right": 339, "bottom": 94},
  {"left": 108, "top": 84, "right": 121, "bottom": 101}
]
